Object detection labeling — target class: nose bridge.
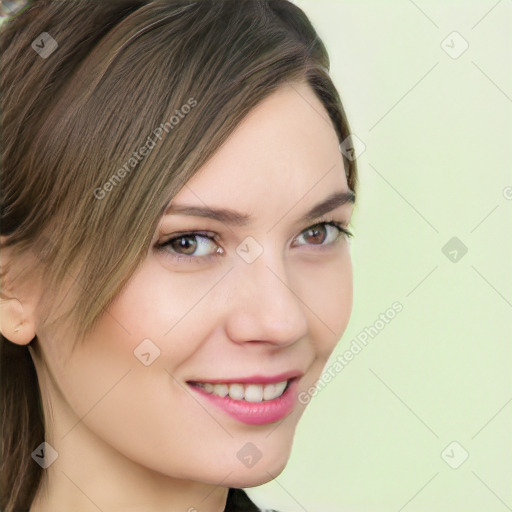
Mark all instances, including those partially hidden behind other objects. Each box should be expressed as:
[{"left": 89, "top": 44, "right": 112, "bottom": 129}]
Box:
[{"left": 224, "top": 247, "right": 308, "bottom": 346}]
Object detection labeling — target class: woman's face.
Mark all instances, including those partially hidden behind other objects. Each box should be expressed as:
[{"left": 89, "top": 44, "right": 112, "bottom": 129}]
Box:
[{"left": 32, "top": 81, "right": 354, "bottom": 489}]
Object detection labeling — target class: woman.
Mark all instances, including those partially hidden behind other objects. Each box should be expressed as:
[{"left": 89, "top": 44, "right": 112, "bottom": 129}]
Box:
[{"left": 0, "top": 1, "right": 358, "bottom": 511}]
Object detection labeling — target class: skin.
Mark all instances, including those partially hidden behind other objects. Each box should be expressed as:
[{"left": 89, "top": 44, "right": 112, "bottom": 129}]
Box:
[{"left": 0, "top": 81, "right": 354, "bottom": 512}]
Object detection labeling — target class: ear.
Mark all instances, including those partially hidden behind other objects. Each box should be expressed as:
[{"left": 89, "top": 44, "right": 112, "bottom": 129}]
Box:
[
  {"left": 0, "top": 236, "right": 37, "bottom": 345},
  {"left": 0, "top": 297, "right": 35, "bottom": 345}
]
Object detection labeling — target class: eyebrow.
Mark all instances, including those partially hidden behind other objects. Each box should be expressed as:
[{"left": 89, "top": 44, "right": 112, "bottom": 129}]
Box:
[{"left": 164, "top": 190, "right": 355, "bottom": 226}]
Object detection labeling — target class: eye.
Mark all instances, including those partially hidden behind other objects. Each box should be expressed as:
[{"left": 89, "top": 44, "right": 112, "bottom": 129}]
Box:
[
  {"left": 158, "top": 231, "right": 222, "bottom": 263},
  {"left": 293, "top": 221, "right": 353, "bottom": 248}
]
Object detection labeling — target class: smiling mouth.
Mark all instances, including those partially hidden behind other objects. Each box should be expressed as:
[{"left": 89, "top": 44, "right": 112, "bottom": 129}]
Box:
[{"left": 187, "top": 378, "right": 295, "bottom": 402}]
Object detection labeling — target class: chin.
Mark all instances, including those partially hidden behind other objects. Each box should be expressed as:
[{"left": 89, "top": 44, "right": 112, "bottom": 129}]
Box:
[
  {"left": 224, "top": 453, "right": 290, "bottom": 488},
  {"left": 225, "top": 468, "right": 286, "bottom": 489}
]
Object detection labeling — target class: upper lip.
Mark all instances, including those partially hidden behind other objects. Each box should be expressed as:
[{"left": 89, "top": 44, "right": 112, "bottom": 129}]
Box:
[{"left": 187, "top": 370, "right": 303, "bottom": 385}]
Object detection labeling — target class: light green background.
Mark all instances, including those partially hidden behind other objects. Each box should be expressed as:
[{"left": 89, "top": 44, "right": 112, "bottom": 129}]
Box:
[{"left": 248, "top": 1, "right": 512, "bottom": 511}]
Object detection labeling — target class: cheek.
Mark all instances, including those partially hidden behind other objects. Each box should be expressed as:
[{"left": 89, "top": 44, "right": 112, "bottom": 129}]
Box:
[
  {"left": 297, "top": 247, "right": 353, "bottom": 356},
  {"left": 42, "top": 259, "right": 199, "bottom": 429},
  {"left": 106, "top": 258, "right": 209, "bottom": 358},
  {"left": 39, "top": 264, "right": 224, "bottom": 474}
]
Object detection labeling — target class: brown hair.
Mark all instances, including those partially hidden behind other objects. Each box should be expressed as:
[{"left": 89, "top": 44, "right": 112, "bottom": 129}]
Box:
[{"left": 0, "top": 1, "right": 358, "bottom": 509}]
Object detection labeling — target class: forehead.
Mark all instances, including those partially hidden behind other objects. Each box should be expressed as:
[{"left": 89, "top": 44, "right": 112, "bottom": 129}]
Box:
[{"left": 170, "top": 82, "right": 349, "bottom": 218}]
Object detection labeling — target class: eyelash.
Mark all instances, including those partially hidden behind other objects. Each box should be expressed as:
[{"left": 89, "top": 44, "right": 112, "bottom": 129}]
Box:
[{"left": 157, "top": 218, "right": 353, "bottom": 265}]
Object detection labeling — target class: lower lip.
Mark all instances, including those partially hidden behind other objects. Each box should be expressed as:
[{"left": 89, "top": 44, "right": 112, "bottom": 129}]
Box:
[{"left": 187, "top": 378, "right": 299, "bottom": 425}]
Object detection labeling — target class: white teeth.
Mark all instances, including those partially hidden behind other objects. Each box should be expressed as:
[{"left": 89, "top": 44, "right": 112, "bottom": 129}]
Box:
[
  {"left": 244, "top": 384, "right": 263, "bottom": 402},
  {"left": 263, "top": 381, "right": 287, "bottom": 401},
  {"left": 212, "top": 383, "right": 228, "bottom": 397},
  {"left": 228, "top": 383, "right": 244, "bottom": 400},
  {"left": 195, "top": 380, "right": 289, "bottom": 401}
]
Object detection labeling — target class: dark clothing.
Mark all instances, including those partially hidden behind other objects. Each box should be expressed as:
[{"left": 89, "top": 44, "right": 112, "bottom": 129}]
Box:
[{"left": 224, "top": 488, "right": 279, "bottom": 512}]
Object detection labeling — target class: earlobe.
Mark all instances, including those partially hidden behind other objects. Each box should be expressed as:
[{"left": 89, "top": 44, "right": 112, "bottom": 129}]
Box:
[{"left": 0, "top": 297, "right": 36, "bottom": 346}]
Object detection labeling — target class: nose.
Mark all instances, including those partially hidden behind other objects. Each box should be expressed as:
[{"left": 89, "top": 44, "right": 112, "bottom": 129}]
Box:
[{"left": 223, "top": 252, "right": 309, "bottom": 348}]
